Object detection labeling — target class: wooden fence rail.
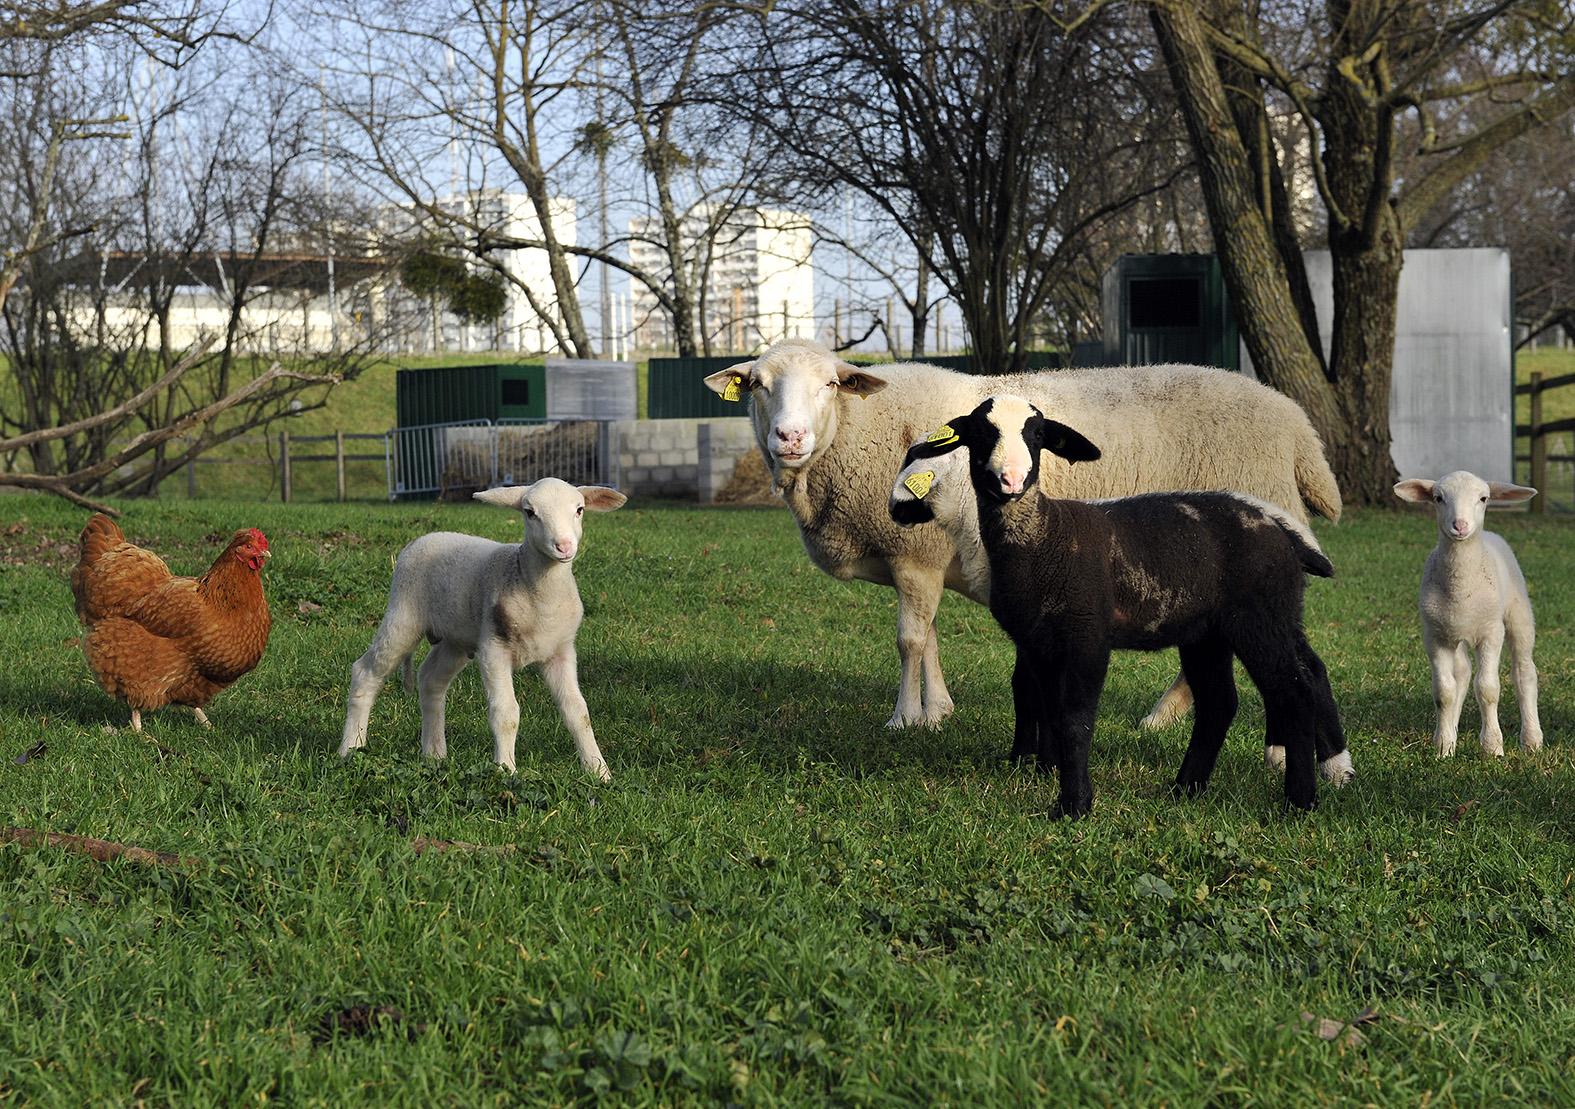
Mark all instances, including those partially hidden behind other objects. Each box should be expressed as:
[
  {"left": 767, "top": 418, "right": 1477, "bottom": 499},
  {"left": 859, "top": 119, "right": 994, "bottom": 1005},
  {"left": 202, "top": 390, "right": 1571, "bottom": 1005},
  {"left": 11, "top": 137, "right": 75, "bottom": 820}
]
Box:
[
  {"left": 1514, "top": 371, "right": 1575, "bottom": 514},
  {"left": 180, "top": 431, "right": 389, "bottom": 502}
]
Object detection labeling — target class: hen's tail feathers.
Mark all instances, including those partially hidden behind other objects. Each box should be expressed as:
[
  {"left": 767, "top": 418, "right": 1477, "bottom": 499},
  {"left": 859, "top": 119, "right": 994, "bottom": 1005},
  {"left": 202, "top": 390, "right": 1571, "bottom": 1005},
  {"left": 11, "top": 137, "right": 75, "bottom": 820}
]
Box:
[{"left": 77, "top": 514, "right": 127, "bottom": 568}]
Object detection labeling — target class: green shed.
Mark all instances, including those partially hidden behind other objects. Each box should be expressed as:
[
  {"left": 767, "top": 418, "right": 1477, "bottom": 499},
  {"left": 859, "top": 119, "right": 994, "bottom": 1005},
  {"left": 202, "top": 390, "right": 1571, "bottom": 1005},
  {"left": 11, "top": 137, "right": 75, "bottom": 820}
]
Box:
[
  {"left": 395, "top": 362, "right": 547, "bottom": 427},
  {"left": 1101, "top": 254, "right": 1239, "bottom": 371}
]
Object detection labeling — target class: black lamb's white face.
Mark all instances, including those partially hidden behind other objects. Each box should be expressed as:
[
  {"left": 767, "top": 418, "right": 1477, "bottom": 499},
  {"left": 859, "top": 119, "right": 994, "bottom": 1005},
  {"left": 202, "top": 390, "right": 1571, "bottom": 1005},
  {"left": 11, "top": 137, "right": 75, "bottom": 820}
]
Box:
[{"left": 977, "top": 395, "right": 1042, "bottom": 500}]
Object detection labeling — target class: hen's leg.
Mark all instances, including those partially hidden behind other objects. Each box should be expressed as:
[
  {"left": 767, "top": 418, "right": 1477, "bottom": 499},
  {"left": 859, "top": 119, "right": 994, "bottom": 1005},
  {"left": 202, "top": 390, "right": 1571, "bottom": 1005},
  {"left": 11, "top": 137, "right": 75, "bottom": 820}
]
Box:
[{"left": 192, "top": 707, "right": 211, "bottom": 729}]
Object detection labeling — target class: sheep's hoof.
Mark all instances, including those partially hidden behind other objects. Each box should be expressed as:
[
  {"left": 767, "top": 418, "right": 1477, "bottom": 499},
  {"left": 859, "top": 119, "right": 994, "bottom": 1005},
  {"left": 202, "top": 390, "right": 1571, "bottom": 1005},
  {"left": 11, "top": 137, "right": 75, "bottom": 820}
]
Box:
[
  {"left": 1318, "top": 750, "right": 1355, "bottom": 786},
  {"left": 1263, "top": 745, "right": 1287, "bottom": 771},
  {"left": 1521, "top": 732, "right": 1544, "bottom": 754},
  {"left": 1139, "top": 702, "right": 1189, "bottom": 731}
]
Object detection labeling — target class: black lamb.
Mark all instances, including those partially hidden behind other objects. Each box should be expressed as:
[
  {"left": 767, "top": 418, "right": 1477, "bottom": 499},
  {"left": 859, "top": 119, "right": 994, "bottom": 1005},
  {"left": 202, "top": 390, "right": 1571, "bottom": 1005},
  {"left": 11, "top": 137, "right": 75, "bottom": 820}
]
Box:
[{"left": 889, "top": 394, "right": 1352, "bottom": 817}]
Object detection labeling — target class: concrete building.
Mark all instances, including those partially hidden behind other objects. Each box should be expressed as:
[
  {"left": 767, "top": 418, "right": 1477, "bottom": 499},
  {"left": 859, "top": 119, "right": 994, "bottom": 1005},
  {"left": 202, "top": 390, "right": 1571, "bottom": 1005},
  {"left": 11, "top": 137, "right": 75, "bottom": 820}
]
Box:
[{"left": 628, "top": 206, "right": 814, "bottom": 353}]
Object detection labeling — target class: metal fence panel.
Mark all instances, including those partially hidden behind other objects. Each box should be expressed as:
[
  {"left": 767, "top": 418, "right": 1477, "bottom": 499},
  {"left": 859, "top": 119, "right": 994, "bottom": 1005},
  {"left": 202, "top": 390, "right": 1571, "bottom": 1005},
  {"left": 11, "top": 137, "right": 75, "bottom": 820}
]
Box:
[
  {"left": 387, "top": 418, "right": 492, "bottom": 501},
  {"left": 388, "top": 418, "right": 620, "bottom": 500}
]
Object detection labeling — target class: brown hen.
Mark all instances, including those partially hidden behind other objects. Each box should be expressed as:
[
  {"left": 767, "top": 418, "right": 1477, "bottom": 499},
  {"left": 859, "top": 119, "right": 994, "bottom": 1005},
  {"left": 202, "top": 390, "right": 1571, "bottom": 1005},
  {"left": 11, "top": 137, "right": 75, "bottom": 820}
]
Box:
[{"left": 71, "top": 514, "right": 272, "bottom": 730}]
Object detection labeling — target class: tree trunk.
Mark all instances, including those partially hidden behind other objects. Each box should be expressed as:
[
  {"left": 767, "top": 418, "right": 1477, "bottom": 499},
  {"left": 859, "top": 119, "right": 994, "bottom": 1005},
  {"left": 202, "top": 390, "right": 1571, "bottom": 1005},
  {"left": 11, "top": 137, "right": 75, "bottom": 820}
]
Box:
[{"left": 1148, "top": 3, "right": 1346, "bottom": 450}]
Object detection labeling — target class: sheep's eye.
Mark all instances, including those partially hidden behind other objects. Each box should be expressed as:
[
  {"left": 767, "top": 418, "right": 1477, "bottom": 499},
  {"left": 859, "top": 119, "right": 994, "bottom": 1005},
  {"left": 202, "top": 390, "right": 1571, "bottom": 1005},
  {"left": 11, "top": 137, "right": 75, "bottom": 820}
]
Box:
[
  {"left": 524, "top": 507, "right": 536, "bottom": 518},
  {"left": 1479, "top": 495, "right": 1488, "bottom": 503},
  {"left": 576, "top": 506, "right": 584, "bottom": 516}
]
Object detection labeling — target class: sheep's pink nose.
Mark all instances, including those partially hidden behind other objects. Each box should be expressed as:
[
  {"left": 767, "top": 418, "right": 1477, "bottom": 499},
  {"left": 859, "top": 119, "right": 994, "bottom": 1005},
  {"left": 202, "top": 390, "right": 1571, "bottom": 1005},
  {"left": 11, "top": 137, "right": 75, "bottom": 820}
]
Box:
[
  {"left": 774, "top": 426, "right": 807, "bottom": 449},
  {"left": 999, "top": 467, "right": 1028, "bottom": 495},
  {"left": 554, "top": 538, "right": 575, "bottom": 559},
  {"left": 1451, "top": 519, "right": 1471, "bottom": 538}
]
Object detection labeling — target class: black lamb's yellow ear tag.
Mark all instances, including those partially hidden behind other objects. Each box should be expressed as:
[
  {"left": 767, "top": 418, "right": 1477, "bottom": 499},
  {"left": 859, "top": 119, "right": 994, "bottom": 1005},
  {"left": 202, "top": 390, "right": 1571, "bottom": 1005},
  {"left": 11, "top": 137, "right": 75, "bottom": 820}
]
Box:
[
  {"left": 925, "top": 424, "right": 959, "bottom": 447},
  {"left": 722, "top": 375, "right": 744, "bottom": 402},
  {"left": 903, "top": 470, "right": 936, "bottom": 499}
]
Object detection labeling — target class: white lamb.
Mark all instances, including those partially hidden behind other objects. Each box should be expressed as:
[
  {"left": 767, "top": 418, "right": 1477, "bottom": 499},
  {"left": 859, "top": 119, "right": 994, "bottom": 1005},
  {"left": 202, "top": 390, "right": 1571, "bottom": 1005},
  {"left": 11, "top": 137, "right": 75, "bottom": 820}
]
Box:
[
  {"left": 339, "top": 478, "right": 627, "bottom": 779},
  {"left": 1394, "top": 471, "right": 1542, "bottom": 758}
]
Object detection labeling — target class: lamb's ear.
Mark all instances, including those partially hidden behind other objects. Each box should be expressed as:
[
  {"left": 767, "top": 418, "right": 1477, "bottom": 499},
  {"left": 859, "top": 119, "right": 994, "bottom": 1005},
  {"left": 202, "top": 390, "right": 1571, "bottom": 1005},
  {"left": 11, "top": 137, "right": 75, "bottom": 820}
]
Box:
[
  {"left": 1487, "top": 481, "right": 1537, "bottom": 503},
  {"left": 703, "top": 361, "right": 755, "bottom": 402},
  {"left": 1393, "top": 479, "right": 1435, "bottom": 503},
  {"left": 835, "top": 363, "right": 888, "bottom": 397},
  {"left": 474, "top": 486, "right": 529, "bottom": 509},
  {"left": 902, "top": 415, "right": 975, "bottom": 462},
  {"left": 1033, "top": 418, "right": 1101, "bottom": 464},
  {"left": 579, "top": 485, "right": 628, "bottom": 512}
]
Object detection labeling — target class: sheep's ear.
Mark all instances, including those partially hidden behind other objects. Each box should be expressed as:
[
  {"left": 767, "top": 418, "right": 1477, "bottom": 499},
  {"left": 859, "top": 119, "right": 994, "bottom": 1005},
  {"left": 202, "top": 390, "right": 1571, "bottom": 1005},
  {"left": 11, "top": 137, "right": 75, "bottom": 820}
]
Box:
[
  {"left": 579, "top": 485, "right": 628, "bottom": 512},
  {"left": 903, "top": 415, "right": 974, "bottom": 461},
  {"left": 474, "top": 486, "right": 529, "bottom": 509},
  {"left": 1034, "top": 418, "right": 1101, "bottom": 464},
  {"left": 835, "top": 364, "right": 888, "bottom": 397},
  {"left": 703, "top": 362, "right": 755, "bottom": 402},
  {"left": 1393, "top": 479, "right": 1435, "bottom": 503},
  {"left": 1487, "top": 481, "right": 1537, "bottom": 503}
]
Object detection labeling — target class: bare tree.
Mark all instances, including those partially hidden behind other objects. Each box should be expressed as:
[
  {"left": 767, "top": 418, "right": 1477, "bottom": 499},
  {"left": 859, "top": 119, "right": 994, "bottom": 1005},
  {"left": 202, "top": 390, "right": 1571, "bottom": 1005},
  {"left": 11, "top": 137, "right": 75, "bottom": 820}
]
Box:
[
  {"left": 0, "top": 46, "right": 391, "bottom": 512},
  {"left": 724, "top": 0, "right": 1190, "bottom": 371},
  {"left": 1145, "top": 0, "right": 1575, "bottom": 504},
  {"left": 312, "top": 0, "right": 597, "bottom": 357}
]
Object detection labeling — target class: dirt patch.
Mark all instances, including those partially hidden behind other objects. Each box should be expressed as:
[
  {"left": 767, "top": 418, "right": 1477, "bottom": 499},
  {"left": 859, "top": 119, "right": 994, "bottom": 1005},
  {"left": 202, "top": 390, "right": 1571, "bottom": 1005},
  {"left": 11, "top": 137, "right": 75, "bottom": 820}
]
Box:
[
  {"left": 314, "top": 1004, "right": 424, "bottom": 1045},
  {"left": 0, "top": 519, "right": 83, "bottom": 571}
]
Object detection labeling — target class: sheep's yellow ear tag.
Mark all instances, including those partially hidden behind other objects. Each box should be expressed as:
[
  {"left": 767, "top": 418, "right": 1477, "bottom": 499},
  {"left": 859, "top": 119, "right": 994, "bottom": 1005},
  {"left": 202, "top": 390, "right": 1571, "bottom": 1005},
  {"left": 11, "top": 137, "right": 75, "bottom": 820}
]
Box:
[
  {"left": 721, "top": 375, "right": 744, "bottom": 402},
  {"left": 925, "top": 425, "right": 959, "bottom": 447},
  {"left": 903, "top": 470, "right": 936, "bottom": 499}
]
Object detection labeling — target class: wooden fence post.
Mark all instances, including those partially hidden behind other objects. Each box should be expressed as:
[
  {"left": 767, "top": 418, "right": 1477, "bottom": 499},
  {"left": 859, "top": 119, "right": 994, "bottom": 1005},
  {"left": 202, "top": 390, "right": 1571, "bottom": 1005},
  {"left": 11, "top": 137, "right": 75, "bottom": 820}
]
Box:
[
  {"left": 187, "top": 454, "right": 196, "bottom": 498},
  {"left": 335, "top": 428, "right": 346, "bottom": 503},
  {"left": 280, "top": 430, "right": 292, "bottom": 504},
  {"left": 1530, "top": 372, "right": 1545, "bottom": 514}
]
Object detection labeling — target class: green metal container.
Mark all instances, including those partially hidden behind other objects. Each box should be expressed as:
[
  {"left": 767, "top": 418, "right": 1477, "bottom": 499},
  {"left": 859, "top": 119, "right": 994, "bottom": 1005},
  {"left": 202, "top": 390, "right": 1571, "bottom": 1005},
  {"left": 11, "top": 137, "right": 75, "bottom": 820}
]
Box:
[
  {"left": 1101, "top": 254, "right": 1239, "bottom": 371},
  {"left": 395, "top": 362, "right": 547, "bottom": 427}
]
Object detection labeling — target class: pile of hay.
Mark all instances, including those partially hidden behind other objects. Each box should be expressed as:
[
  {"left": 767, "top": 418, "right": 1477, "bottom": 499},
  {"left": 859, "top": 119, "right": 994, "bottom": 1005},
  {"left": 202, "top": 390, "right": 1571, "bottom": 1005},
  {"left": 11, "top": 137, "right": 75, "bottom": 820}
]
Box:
[
  {"left": 714, "top": 448, "right": 783, "bottom": 507},
  {"left": 439, "top": 422, "right": 606, "bottom": 501}
]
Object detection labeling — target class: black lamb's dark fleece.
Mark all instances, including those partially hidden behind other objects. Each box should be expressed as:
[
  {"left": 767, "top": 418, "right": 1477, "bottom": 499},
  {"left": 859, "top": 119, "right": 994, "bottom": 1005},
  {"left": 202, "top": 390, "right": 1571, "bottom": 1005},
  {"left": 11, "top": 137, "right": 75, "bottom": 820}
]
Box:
[{"left": 901, "top": 396, "right": 1348, "bottom": 819}]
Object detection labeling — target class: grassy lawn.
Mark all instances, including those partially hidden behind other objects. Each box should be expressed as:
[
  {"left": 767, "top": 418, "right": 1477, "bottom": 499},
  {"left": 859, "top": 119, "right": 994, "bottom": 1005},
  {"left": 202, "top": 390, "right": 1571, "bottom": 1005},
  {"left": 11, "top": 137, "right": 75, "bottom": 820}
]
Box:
[{"left": 0, "top": 493, "right": 1572, "bottom": 1106}]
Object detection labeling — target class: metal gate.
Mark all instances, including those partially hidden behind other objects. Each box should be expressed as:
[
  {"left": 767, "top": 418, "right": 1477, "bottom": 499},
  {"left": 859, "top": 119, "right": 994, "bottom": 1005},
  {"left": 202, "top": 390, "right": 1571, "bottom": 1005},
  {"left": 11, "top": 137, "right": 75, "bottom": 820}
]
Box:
[{"left": 387, "top": 419, "right": 620, "bottom": 501}]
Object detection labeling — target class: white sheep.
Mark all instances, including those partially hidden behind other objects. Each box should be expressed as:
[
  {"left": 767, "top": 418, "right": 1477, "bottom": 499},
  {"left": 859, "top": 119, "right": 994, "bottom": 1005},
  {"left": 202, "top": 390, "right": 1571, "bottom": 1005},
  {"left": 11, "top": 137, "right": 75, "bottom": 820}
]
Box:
[
  {"left": 339, "top": 478, "right": 627, "bottom": 779},
  {"left": 704, "top": 338, "right": 1341, "bottom": 731},
  {"left": 1394, "top": 471, "right": 1542, "bottom": 758}
]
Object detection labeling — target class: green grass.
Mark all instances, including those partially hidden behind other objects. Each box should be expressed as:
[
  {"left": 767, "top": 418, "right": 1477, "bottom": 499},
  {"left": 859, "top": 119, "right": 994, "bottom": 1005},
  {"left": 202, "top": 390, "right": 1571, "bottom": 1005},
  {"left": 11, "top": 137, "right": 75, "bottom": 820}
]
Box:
[{"left": 1, "top": 495, "right": 1574, "bottom": 1107}]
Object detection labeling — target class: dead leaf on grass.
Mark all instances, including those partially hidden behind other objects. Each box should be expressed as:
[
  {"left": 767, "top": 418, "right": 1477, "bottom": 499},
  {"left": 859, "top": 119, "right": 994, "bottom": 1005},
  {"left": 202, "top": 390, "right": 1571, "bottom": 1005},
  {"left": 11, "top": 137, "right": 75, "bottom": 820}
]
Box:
[
  {"left": 1450, "top": 800, "right": 1479, "bottom": 821},
  {"left": 297, "top": 601, "right": 323, "bottom": 615},
  {"left": 13, "top": 741, "right": 46, "bottom": 764}
]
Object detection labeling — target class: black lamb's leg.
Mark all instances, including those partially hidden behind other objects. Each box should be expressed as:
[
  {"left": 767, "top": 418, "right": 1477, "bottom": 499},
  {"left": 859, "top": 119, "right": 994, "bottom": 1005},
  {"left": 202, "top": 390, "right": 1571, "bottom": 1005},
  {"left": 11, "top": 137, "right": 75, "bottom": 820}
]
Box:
[
  {"left": 1045, "top": 647, "right": 1108, "bottom": 819},
  {"left": 1009, "top": 651, "right": 1042, "bottom": 767},
  {"left": 1239, "top": 635, "right": 1319, "bottom": 811},
  {"left": 1172, "top": 638, "right": 1238, "bottom": 798},
  {"left": 1298, "top": 638, "right": 1350, "bottom": 770}
]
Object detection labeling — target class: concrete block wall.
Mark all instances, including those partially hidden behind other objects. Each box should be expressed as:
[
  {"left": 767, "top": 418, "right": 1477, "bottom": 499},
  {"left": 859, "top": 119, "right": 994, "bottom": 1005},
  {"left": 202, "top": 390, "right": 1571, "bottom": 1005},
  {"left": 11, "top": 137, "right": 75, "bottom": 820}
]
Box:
[{"left": 617, "top": 416, "right": 757, "bottom": 499}]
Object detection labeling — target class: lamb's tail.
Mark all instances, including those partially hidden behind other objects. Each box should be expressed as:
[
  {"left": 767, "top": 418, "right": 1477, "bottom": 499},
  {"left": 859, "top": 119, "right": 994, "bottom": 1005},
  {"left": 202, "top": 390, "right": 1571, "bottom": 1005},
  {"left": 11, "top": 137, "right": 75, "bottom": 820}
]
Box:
[
  {"left": 1293, "top": 420, "right": 1343, "bottom": 523},
  {"left": 1282, "top": 522, "right": 1334, "bottom": 579}
]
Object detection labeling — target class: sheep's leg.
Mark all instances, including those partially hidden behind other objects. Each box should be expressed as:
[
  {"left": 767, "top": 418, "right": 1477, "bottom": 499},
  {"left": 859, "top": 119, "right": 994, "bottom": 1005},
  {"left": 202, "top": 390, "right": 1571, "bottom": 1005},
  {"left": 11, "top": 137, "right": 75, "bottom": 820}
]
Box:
[
  {"left": 1042, "top": 648, "right": 1107, "bottom": 819},
  {"left": 1504, "top": 598, "right": 1542, "bottom": 753},
  {"left": 340, "top": 626, "right": 424, "bottom": 758},
  {"left": 1140, "top": 669, "right": 1194, "bottom": 731},
  {"left": 1009, "top": 653, "right": 1044, "bottom": 766},
  {"left": 1426, "top": 629, "right": 1469, "bottom": 758},
  {"left": 539, "top": 642, "right": 612, "bottom": 783},
  {"left": 1172, "top": 640, "right": 1236, "bottom": 798},
  {"left": 1472, "top": 627, "right": 1507, "bottom": 758},
  {"left": 886, "top": 565, "right": 949, "bottom": 729},
  {"left": 416, "top": 639, "right": 471, "bottom": 762},
  {"left": 471, "top": 641, "right": 524, "bottom": 773},
  {"left": 1298, "top": 639, "right": 1354, "bottom": 785},
  {"left": 1238, "top": 636, "right": 1318, "bottom": 810}
]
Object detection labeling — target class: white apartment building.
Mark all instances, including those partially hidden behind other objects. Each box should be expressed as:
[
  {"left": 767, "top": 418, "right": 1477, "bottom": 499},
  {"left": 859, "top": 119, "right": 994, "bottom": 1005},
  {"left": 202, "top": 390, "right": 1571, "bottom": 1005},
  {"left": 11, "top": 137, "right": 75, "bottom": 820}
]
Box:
[
  {"left": 627, "top": 206, "right": 814, "bottom": 353},
  {"left": 418, "top": 189, "right": 577, "bottom": 354}
]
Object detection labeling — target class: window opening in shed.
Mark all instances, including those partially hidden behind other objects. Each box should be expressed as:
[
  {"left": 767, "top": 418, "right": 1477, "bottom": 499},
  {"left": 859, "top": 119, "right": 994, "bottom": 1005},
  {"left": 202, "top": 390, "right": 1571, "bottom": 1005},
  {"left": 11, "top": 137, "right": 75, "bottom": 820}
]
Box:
[
  {"left": 1128, "top": 277, "right": 1201, "bottom": 329},
  {"left": 500, "top": 378, "right": 531, "bottom": 407}
]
